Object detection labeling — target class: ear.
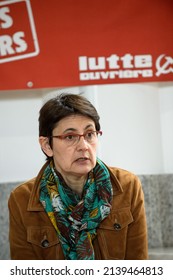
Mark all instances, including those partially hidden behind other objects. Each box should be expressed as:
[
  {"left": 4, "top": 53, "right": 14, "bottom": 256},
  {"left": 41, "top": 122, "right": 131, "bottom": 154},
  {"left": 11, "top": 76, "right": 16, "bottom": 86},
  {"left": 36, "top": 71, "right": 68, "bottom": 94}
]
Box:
[{"left": 39, "top": 137, "right": 53, "bottom": 157}]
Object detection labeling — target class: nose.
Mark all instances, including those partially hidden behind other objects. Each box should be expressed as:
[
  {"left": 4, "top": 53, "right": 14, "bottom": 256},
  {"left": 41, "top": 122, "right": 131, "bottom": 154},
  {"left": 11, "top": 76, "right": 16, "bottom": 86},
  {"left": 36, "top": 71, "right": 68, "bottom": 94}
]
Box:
[{"left": 76, "top": 135, "right": 88, "bottom": 150}]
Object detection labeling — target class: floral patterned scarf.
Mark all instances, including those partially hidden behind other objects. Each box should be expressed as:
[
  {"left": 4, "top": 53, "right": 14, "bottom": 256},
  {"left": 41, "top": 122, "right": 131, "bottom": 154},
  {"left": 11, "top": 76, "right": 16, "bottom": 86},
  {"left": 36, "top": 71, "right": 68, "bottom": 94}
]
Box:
[{"left": 39, "top": 158, "right": 112, "bottom": 260}]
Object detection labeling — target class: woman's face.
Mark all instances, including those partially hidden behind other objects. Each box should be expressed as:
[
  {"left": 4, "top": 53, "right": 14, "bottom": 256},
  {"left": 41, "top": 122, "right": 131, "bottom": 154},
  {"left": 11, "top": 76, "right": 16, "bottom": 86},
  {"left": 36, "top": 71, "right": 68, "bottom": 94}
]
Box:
[{"left": 42, "top": 115, "right": 99, "bottom": 179}]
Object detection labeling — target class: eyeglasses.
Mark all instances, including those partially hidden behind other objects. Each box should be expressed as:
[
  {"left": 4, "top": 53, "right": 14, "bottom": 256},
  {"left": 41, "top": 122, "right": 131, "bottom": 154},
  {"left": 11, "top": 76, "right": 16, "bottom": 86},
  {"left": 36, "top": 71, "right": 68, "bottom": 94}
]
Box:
[{"left": 50, "top": 130, "right": 102, "bottom": 146}]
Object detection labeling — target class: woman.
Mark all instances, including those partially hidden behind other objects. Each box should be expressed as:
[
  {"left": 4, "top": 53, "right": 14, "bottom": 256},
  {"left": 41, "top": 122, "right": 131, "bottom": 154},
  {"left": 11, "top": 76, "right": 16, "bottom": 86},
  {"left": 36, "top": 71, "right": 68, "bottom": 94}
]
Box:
[{"left": 8, "top": 93, "right": 148, "bottom": 260}]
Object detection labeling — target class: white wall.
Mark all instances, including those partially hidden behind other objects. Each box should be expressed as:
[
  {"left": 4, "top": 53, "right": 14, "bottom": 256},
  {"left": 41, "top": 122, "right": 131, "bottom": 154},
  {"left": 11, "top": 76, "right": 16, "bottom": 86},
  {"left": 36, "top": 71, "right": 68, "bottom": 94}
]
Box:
[
  {"left": 83, "top": 83, "right": 173, "bottom": 175},
  {"left": 0, "top": 90, "right": 44, "bottom": 183},
  {"left": 159, "top": 84, "right": 173, "bottom": 173},
  {"left": 0, "top": 87, "right": 81, "bottom": 183},
  {"left": 0, "top": 83, "right": 173, "bottom": 183}
]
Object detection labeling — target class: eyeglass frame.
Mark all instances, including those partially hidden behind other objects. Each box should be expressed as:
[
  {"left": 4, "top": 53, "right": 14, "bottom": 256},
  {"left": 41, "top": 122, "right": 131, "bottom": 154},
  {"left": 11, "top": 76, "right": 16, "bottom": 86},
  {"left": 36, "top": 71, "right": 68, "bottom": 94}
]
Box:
[{"left": 49, "top": 130, "right": 102, "bottom": 146}]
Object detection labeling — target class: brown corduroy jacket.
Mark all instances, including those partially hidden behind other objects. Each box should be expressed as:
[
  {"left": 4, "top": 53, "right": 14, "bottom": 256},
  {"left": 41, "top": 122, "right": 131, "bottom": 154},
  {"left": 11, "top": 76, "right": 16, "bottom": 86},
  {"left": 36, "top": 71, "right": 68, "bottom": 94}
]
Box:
[{"left": 8, "top": 162, "right": 148, "bottom": 260}]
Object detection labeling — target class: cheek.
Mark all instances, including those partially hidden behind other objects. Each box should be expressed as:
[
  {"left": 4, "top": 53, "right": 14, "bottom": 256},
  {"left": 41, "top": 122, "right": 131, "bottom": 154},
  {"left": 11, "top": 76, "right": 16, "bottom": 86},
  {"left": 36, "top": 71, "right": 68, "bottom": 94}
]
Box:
[
  {"left": 90, "top": 145, "right": 98, "bottom": 159},
  {"left": 91, "top": 142, "right": 98, "bottom": 152},
  {"left": 53, "top": 147, "right": 73, "bottom": 164}
]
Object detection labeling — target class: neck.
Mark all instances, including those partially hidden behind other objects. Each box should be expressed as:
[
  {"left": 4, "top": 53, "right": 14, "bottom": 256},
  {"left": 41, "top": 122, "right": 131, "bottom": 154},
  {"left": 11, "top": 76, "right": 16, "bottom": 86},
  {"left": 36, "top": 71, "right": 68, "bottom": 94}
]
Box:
[
  {"left": 63, "top": 175, "right": 87, "bottom": 196},
  {"left": 54, "top": 166, "right": 88, "bottom": 196}
]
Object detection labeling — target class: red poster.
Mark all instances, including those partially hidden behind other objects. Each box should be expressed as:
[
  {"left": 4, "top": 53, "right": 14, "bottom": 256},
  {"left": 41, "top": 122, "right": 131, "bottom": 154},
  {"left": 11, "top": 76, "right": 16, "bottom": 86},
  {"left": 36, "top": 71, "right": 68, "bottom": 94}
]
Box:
[{"left": 0, "top": 0, "right": 173, "bottom": 90}]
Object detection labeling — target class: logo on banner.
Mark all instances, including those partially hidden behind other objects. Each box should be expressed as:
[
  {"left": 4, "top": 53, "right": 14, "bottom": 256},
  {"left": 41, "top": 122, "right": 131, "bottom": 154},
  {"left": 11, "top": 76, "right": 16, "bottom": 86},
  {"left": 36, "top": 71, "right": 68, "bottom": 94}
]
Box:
[
  {"left": 156, "top": 54, "right": 173, "bottom": 76},
  {"left": 0, "top": 0, "right": 39, "bottom": 63},
  {"left": 78, "top": 54, "right": 173, "bottom": 82},
  {"left": 78, "top": 54, "right": 153, "bottom": 81}
]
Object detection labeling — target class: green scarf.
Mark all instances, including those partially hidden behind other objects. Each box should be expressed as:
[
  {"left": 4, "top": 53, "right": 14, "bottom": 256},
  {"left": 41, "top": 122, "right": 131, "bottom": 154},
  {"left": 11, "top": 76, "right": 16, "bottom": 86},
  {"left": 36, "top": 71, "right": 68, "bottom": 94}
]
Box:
[{"left": 40, "top": 158, "right": 112, "bottom": 260}]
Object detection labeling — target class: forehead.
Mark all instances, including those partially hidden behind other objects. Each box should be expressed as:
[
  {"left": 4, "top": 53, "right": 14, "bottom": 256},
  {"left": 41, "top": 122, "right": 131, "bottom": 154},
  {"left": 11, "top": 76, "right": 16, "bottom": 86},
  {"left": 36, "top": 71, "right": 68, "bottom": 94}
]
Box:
[{"left": 54, "top": 114, "right": 95, "bottom": 131}]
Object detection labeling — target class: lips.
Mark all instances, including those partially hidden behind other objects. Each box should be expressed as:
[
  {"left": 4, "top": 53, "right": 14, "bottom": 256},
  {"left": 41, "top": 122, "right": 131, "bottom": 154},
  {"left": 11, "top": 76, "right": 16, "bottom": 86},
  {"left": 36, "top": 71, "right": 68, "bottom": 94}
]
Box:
[{"left": 75, "top": 157, "right": 89, "bottom": 162}]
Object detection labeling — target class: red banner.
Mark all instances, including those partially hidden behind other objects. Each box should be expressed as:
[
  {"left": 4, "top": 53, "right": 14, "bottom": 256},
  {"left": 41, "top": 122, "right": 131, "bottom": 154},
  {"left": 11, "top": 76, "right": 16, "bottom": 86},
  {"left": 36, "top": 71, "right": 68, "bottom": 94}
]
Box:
[{"left": 0, "top": 0, "right": 173, "bottom": 90}]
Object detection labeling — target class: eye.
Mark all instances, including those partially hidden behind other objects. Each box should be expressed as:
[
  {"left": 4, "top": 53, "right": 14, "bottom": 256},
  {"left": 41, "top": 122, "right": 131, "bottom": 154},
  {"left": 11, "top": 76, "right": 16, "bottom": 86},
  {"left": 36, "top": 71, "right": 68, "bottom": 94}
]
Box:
[
  {"left": 86, "top": 131, "right": 96, "bottom": 139},
  {"left": 64, "top": 134, "right": 77, "bottom": 141}
]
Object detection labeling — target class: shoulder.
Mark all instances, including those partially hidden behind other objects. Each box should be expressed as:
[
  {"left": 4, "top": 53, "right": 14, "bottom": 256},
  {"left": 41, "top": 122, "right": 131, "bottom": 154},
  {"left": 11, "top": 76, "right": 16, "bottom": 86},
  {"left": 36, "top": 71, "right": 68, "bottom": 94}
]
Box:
[
  {"left": 107, "top": 166, "right": 145, "bottom": 213},
  {"left": 107, "top": 166, "right": 142, "bottom": 193},
  {"left": 9, "top": 178, "right": 36, "bottom": 201},
  {"left": 109, "top": 166, "right": 140, "bottom": 182}
]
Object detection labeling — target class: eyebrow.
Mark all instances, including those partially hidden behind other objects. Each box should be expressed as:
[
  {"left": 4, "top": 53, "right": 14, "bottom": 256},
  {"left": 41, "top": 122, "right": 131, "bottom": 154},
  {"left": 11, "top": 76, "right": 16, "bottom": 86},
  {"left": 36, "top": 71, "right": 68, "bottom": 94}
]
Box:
[{"left": 62, "top": 124, "right": 95, "bottom": 134}]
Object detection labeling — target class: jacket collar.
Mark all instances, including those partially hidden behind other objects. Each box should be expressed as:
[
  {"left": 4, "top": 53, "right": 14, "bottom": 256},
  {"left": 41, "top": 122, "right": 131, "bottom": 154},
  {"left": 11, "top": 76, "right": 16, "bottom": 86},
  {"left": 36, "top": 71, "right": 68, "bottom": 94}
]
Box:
[
  {"left": 27, "top": 161, "right": 123, "bottom": 212},
  {"left": 107, "top": 165, "right": 124, "bottom": 196},
  {"left": 27, "top": 161, "right": 49, "bottom": 211}
]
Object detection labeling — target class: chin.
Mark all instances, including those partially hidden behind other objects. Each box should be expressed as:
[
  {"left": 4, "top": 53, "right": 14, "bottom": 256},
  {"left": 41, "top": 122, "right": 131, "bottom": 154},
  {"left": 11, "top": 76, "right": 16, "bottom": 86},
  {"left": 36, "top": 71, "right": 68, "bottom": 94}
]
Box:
[{"left": 74, "top": 165, "right": 94, "bottom": 176}]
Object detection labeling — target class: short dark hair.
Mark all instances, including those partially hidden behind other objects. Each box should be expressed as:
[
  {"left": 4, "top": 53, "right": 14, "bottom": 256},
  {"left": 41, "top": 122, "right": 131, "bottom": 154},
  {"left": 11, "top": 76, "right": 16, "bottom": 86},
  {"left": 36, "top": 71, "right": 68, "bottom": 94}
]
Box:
[{"left": 39, "top": 93, "right": 101, "bottom": 138}]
